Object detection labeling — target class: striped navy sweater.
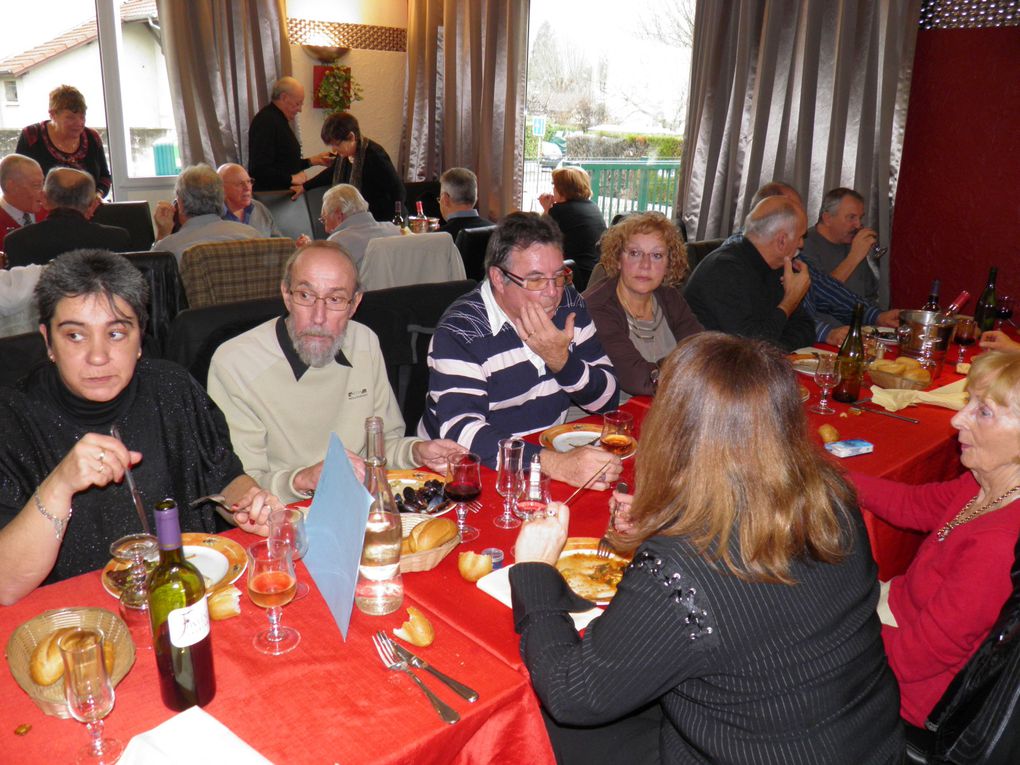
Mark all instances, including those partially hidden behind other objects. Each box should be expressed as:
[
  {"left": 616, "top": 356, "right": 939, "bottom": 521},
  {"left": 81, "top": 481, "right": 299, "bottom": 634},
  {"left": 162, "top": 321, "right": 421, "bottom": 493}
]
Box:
[{"left": 418, "top": 283, "right": 618, "bottom": 467}]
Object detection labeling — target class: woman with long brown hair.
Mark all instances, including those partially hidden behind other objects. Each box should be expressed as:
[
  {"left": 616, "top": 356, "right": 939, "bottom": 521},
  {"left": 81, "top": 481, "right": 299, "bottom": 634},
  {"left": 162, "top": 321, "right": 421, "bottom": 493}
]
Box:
[{"left": 510, "top": 332, "right": 902, "bottom": 765}]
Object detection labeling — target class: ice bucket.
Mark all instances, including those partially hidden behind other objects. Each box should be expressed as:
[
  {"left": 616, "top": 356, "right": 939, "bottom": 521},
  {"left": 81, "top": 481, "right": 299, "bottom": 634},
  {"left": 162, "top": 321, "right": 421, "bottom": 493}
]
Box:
[{"left": 896, "top": 309, "right": 958, "bottom": 377}]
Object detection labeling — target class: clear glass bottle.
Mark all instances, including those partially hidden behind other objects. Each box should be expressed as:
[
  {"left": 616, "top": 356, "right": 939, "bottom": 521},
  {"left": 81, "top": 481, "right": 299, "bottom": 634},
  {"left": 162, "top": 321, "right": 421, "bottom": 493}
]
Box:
[
  {"left": 354, "top": 417, "right": 404, "bottom": 615},
  {"left": 148, "top": 499, "right": 216, "bottom": 710},
  {"left": 832, "top": 303, "right": 865, "bottom": 403}
]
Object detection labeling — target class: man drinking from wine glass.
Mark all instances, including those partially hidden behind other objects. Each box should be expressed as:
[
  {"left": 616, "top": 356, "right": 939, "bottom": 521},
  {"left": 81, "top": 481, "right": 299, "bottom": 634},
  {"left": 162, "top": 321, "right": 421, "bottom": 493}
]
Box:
[{"left": 419, "top": 212, "right": 623, "bottom": 490}]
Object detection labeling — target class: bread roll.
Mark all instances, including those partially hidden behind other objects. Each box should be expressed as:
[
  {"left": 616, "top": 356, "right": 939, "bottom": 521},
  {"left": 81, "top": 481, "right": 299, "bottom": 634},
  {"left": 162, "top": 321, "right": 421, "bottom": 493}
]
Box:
[
  {"left": 818, "top": 424, "right": 840, "bottom": 444},
  {"left": 410, "top": 517, "right": 458, "bottom": 552},
  {"left": 401, "top": 537, "right": 415, "bottom": 555},
  {"left": 458, "top": 551, "right": 493, "bottom": 582},
  {"left": 208, "top": 585, "right": 241, "bottom": 620},
  {"left": 903, "top": 368, "right": 931, "bottom": 383},
  {"left": 392, "top": 606, "right": 435, "bottom": 647},
  {"left": 29, "top": 628, "right": 116, "bottom": 686}
]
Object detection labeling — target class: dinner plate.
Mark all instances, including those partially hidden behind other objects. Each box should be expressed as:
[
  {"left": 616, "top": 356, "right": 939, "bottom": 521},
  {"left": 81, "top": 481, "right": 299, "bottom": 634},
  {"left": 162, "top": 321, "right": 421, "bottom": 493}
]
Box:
[
  {"left": 388, "top": 469, "right": 450, "bottom": 515},
  {"left": 789, "top": 347, "right": 821, "bottom": 375},
  {"left": 539, "top": 423, "right": 637, "bottom": 459},
  {"left": 555, "top": 538, "right": 631, "bottom": 605},
  {"left": 101, "top": 533, "right": 246, "bottom": 598}
]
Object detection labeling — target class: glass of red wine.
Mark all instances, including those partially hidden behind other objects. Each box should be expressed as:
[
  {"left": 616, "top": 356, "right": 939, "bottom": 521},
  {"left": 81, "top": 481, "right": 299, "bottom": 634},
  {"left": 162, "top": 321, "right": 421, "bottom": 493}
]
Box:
[
  {"left": 996, "top": 296, "right": 1014, "bottom": 330},
  {"left": 246, "top": 540, "right": 300, "bottom": 655},
  {"left": 954, "top": 317, "right": 978, "bottom": 363},
  {"left": 446, "top": 453, "right": 482, "bottom": 542}
]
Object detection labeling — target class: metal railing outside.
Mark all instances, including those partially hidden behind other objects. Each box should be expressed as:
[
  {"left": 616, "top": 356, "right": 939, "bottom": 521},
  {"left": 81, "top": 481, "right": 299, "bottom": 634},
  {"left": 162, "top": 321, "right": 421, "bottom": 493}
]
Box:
[{"left": 564, "top": 158, "right": 680, "bottom": 224}]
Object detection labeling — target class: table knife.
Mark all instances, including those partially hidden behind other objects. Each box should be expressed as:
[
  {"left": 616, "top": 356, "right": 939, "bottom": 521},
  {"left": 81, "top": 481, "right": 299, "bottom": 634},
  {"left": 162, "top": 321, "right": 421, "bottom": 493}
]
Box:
[
  {"left": 849, "top": 399, "right": 920, "bottom": 424},
  {"left": 391, "top": 642, "right": 479, "bottom": 702}
]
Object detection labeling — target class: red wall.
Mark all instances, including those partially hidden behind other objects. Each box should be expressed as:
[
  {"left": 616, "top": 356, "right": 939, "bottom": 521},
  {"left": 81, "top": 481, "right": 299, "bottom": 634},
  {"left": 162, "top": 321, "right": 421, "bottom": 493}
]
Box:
[{"left": 891, "top": 27, "right": 1020, "bottom": 312}]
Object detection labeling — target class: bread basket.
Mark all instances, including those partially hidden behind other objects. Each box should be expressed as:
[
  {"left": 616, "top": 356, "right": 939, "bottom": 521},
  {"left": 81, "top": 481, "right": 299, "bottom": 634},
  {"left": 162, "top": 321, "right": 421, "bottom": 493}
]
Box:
[
  {"left": 6, "top": 607, "right": 136, "bottom": 718},
  {"left": 868, "top": 367, "right": 930, "bottom": 391},
  {"left": 400, "top": 513, "right": 459, "bottom": 573}
]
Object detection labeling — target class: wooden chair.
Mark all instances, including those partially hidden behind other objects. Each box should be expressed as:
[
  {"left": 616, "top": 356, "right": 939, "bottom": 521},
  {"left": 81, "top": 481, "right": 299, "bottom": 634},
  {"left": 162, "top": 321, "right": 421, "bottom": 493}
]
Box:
[
  {"left": 179, "top": 237, "right": 294, "bottom": 309},
  {"left": 359, "top": 232, "right": 465, "bottom": 291},
  {"left": 91, "top": 201, "right": 155, "bottom": 251},
  {"left": 253, "top": 190, "right": 316, "bottom": 240}
]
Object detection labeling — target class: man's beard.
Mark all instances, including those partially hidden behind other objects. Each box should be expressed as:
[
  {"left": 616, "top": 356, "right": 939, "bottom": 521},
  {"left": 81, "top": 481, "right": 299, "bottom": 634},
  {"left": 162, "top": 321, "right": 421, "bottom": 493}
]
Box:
[{"left": 285, "top": 317, "right": 344, "bottom": 368}]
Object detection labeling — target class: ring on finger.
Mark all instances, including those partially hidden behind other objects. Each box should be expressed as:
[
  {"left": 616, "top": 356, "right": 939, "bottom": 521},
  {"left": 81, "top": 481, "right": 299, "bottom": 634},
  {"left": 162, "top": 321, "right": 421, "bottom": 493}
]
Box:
[{"left": 97, "top": 449, "right": 106, "bottom": 462}]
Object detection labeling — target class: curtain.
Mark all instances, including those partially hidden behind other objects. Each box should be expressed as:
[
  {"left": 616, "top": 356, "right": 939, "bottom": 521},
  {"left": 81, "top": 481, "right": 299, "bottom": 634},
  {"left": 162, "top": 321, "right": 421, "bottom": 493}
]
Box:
[
  {"left": 678, "top": 0, "right": 922, "bottom": 307},
  {"left": 401, "top": 0, "right": 529, "bottom": 220},
  {"left": 156, "top": 0, "right": 291, "bottom": 168}
]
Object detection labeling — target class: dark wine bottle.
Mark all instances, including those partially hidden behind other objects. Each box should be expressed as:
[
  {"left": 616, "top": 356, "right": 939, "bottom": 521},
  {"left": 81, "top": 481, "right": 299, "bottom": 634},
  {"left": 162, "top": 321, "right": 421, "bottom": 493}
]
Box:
[
  {"left": 974, "top": 267, "right": 999, "bottom": 332},
  {"left": 391, "top": 201, "right": 405, "bottom": 229},
  {"left": 148, "top": 499, "right": 216, "bottom": 711},
  {"left": 832, "top": 303, "right": 865, "bottom": 403},
  {"left": 922, "top": 279, "right": 941, "bottom": 312}
]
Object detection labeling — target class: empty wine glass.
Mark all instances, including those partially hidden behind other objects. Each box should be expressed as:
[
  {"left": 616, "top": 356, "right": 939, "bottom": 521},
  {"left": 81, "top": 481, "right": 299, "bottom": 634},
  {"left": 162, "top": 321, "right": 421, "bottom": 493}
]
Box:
[
  {"left": 269, "top": 508, "right": 310, "bottom": 600},
  {"left": 810, "top": 354, "right": 841, "bottom": 415},
  {"left": 446, "top": 453, "right": 482, "bottom": 542},
  {"left": 59, "top": 628, "right": 122, "bottom": 765},
  {"left": 494, "top": 438, "right": 525, "bottom": 529},
  {"left": 246, "top": 539, "right": 300, "bottom": 655},
  {"left": 954, "top": 317, "right": 978, "bottom": 363}
]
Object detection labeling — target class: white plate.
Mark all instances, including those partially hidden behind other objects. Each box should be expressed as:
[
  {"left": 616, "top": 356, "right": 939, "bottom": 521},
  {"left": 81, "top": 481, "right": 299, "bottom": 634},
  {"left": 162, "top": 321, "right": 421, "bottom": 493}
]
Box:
[{"left": 181, "top": 546, "right": 229, "bottom": 590}]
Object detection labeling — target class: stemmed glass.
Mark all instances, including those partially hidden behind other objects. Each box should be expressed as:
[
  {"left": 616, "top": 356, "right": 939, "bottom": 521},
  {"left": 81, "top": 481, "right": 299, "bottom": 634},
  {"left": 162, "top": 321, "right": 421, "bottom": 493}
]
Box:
[
  {"left": 599, "top": 410, "right": 635, "bottom": 455},
  {"left": 954, "top": 317, "right": 978, "bottom": 363},
  {"left": 996, "top": 296, "right": 1014, "bottom": 330},
  {"left": 109, "top": 533, "right": 158, "bottom": 644},
  {"left": 246, "top": 540, "right": 300, "bottom": 655},
  {"left": 494, "top": 438, "right": 525, "bottom": 529},
  {"left": 269, "top": 508, "right": 310, "bottom": 600},
  {"left": 59, "top": 628, "right": 122, "bottom": 765},
  {"left": 446, "top": 453, "right": 482, "bottom": 542},
  {"left": 810, "top": 354, "right": 841, "bottom": 415},
  {"left": 516, "top": 470, "right": 552, "bottom": 521}
]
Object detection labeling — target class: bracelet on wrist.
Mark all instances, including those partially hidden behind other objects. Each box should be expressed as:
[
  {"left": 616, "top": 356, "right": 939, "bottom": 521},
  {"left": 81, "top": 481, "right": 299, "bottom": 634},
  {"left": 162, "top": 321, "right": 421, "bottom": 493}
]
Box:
[{"left": 33, "top": 492, "right": 72, "bottom": 540}]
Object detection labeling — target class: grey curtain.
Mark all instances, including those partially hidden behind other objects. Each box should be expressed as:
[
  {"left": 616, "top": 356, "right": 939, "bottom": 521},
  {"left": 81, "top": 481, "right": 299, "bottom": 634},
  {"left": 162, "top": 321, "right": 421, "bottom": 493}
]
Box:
[
  {"left": 679, "top": 0, "right": 921, "bottom": 306},
  {"left": 156, "top": 0, "right": 291, "bottom": 167},
  {"left": 401, "top": 0, "right": 529, "bottom": 220}
]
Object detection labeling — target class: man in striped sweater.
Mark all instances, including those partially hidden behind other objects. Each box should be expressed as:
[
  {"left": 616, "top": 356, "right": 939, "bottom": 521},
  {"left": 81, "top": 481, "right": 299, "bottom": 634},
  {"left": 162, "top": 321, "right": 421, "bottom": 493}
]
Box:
[{"left": 419, "top": 212, "right": 623, "bottom": 489}]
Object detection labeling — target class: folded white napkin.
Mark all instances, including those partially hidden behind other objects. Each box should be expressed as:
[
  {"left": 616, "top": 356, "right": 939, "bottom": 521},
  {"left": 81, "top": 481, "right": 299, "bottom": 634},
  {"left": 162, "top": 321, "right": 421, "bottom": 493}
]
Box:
[
  {"left": 870, "top": 379, "right": 969, "bottom": 413},
  {"left": 476, "top": 564, "right": 603, "bottom": 632},
  {"left": 119, "top": 706, "right": 272, "bottom": 764}
]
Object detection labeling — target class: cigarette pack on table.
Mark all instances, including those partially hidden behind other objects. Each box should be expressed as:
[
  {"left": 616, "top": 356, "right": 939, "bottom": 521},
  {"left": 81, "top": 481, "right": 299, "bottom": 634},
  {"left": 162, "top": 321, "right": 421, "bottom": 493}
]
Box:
[{"left": 824, "top": 439, "right": 874, "bottom": 458}]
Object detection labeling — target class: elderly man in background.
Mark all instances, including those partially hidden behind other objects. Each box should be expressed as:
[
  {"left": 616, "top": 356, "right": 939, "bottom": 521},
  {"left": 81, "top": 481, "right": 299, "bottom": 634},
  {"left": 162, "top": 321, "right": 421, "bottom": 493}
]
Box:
[
  {"left": 151, "top": 164, "right": 261, "bottom": 263},
  {"left": 322, "top": 184, "right": 401, "bottom": 268},
  {"left": 684, "top": 197, "right": 815, "bottom": 351},
  {"left": 5, "top": 168, "right": 130, "bottom": 268},
  {"left": 218, "top": 163, "right": 281, "bottom": 236},
  {"left": 800, "top": 187, "right": 881, "bottom": 305},
  {"left": 420, "top": 212, "right": 622, "bottom": 489},
  {"left": 207, "top": 241, "right": 462, "bottom": 502},
  {"left": 0, "top": 154, "right": 45, "bottom": 250},
  {"left": 248, "top": 77, "right": 331, "bottom": 192},
  {"left": 438, "top": 167, "right": 493, "bottom": 240}
]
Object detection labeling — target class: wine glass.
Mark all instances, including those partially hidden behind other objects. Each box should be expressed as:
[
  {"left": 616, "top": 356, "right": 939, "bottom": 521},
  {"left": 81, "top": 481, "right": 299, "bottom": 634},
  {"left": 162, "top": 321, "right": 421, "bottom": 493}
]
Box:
[
  {"left": 515, "top": 471, "right": 552, "bottom": 521},
  {"left": 996, "top": 296, "right": 1014, "bottom": 330},
  {"left": 599, "top": 410, "right": 635, "bottom": 455},
  {"left": 109, "top": 533, "right": 158, "bottom": 644},
  {"left": 494, "top": 438, "right": 525, "bottom": 529},
  {"left": 954, "top": 317, "right": 978, "bottom": 363},
  {"left": 59, "top": 628, "right": 122, "bottom": 765},
  {"left": 810, "top": 354, "right": 841, "bottom": 415},
  {"left": 269, "top": 508, "right": 310, "bottom": 600},
  {"left": 445, "top": 453, "right": 482, "bottom": 542},
  {"left": 246, "top": 539, "right": 300, "bottom": 655}
]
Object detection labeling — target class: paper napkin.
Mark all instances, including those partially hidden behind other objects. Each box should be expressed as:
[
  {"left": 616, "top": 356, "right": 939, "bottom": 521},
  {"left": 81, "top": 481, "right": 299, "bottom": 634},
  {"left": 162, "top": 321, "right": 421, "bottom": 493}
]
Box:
[
  {"left": 870, "top": 378, "right": 969, "bottom": 413},
  {"left": 119, "top": 706, "right": 271, "bottom": 764},
  {"left": 303, "top": 433, "right": 372, "bottom": 640},
  {"left": 476, "top": 564, "right": 604, "bottom": 632}
]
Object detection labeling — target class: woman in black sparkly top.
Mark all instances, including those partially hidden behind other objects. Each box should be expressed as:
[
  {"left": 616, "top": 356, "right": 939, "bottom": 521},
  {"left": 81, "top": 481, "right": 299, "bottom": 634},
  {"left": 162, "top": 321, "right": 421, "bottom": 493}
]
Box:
[
  {"left": 509, "top": 333, "right": 903, "bottom": 765},
  {"left": 0, "top": 250, "right": 282, "bottom": 604}
]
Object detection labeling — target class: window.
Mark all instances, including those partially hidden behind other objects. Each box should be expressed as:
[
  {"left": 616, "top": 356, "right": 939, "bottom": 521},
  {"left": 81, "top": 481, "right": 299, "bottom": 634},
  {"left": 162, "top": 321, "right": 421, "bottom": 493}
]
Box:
[{"left": 3, "top": 80, "right": 17, "bottom": 104}]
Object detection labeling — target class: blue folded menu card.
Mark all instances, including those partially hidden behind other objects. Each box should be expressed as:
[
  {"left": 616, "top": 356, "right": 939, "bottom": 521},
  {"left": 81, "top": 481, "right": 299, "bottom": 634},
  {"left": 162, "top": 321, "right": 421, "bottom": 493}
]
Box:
[{"left": 303, "top": 433, "right": 371, "bottom": 640}]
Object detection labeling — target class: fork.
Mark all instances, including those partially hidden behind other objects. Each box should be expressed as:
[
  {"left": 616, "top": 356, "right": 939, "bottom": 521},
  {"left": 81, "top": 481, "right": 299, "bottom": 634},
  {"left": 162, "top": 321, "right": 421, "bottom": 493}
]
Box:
[
  {"left": 189, "top": 494, "right": 234, "bottom": 513},
  {"left": 371, "top": 633, "right": 460, "bottom": 724},
  {"left": 597, "top": 481, "right": 628, "bottom": 559}
]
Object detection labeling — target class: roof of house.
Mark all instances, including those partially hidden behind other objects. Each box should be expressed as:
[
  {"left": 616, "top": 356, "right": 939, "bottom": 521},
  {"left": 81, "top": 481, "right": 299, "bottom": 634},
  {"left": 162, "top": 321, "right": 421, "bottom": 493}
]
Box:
[{"left": 0, "top": 0, "right": 157, "bottom": 77}]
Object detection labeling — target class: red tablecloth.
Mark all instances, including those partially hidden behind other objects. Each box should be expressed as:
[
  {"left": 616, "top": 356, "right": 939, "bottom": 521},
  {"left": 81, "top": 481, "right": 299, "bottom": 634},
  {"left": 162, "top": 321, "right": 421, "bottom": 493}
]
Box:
[{"left": 0, "top": 530, "right": 555, "bottom": 765}]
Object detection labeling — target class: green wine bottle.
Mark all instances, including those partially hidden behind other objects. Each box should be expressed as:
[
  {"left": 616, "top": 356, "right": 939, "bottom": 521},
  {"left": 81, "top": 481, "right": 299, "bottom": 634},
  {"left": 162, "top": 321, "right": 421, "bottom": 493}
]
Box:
[
  {"left": 148, "top": 499, "right": 216, "bottom": 710},
  {"left": 974, "top": 266, "right": 998, "bottom": 332},
  {"left": 832, "top": 303, "right": 865, "bottom": 403}
]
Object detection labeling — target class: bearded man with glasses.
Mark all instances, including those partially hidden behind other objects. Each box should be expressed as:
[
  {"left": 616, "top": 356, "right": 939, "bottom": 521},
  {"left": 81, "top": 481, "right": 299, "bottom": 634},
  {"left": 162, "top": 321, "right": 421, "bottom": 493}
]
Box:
[
  {"left": 207, "top": 241, "right": 462, "bottom": 502},
  {"left": 419, "top": 212, "right": 623, "bottom": 489}
]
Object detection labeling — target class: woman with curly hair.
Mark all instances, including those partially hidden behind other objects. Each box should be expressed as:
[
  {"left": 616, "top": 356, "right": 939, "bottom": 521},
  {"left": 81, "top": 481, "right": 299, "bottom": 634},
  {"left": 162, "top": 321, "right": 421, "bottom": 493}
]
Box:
[{"left": 583, "top": 211, "right": 702, "bottom": 396}]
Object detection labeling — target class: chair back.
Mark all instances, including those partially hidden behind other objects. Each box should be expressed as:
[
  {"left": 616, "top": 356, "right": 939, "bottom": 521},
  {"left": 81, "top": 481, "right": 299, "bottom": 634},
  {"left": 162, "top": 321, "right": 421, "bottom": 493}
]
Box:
[
  {"left": 0, "top": 331, "right": 47, "bottom": 389},
  {"left": 404, "top": 181, "right": 441, "bottom": 220},
  {"left": 686, "top": 238, "right": 724, "bottom": 271},
  {"left": 918, "top": 529, "right": 1020, "bottom": 764},
  {"left": 91, "top": 201, "right": 155, "bottom": 251},
  {"left": 359, "top": 232, "right": 465, "bottom": 291},
  {"left": 165, "top": 296, "right": 285, "bottom": 387},
  {"left": 122, "top": 251, "right": 187, "bottom": 355},
  {"left": 453, "top": 225, "right": 496, "bottom": 282},
  {"left": 253, "top": 190, "right": 316, "bottom": 240},
  {"left": 305, "top": 185, "right": 329, "bottom": 240},
  {"left": 355, "top": 279, "right": 477, "bottom": 434},
  {"left": 179, "top": 237, "right": 294, "bottom": 309}
]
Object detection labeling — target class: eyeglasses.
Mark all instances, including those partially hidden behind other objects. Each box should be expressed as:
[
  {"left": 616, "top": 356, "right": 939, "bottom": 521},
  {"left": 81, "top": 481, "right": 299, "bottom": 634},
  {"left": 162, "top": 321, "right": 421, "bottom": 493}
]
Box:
[
  {"left": 623, "top": 249, "right": 666, "bottom": 262},
  {"left": 498, "top": 267, "right": 572, "bottom": 292},
  {"left": 288, "top": 289, "right": 355, "bottom": 311}
]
